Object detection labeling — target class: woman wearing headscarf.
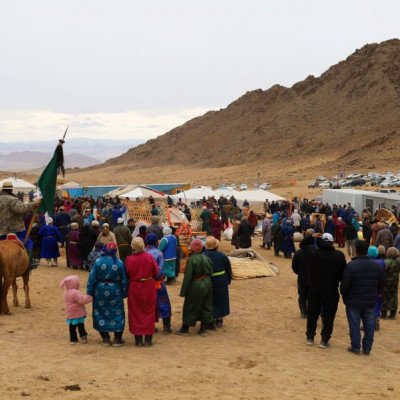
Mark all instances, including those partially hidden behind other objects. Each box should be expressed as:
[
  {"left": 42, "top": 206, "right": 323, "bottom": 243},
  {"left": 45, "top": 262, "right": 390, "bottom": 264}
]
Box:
[
  {"left": 145, "top": 233, "right": 172, "bottom": 334},
  {"left": 125, "top": 237, "right": 160, "bottom": 346},
  {"left": 78, "top": 220, "right": 98, "bottom": 270},
  {"left": 175, "top": 239, "right": 213, "bottom": 336},
  {"left": 334, "top": 217, "right": 346, "bottom": 248},
  {"left": 87, "top": 242, "right": 128, "bottom": 346},
  {"left": 158, "top": 227, "right": 178, "bottom": 284},
  {"left": 97, "top": 223, "right": 117, "bottom": 247},
  {"left": 66, "top": 222, "right": 83, "bottom": 269},
  {"left": 38, "top": 217, "right": 62, "bottom": 267},
  {"left": 204, "top": 236, "right": 232, "bottom": 328}
]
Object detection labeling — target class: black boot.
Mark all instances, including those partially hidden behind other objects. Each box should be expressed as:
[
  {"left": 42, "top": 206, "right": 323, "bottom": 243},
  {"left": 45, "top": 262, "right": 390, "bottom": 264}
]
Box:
[
  {"left": 389, "top": 310, "right": 397, "bottom": 319},
  {"left": 100, "top": 332, "right": 111, "bottom": 346},
  {"left": 198, "top": 322, "right": 207, "bottom": 336},
  {"left": 113, "top": 331, "right": 125, "bottom": 347},
  {"left": 381, "top": 310, "right": 388, "bottom": 319},
  {"left": 162, "top": 318, "right": 172, "bottom": 335},
  {"left": 216, "top": 318, "right": 223, "bottom": 328},
  {"left": 144, "top": 335, "right": 153, "bottom": 346},
  {"left": 207, "top": 320, "right": 217, "bottom": 331},
  {"left": 374, "top": 318, "right": 380, "bottom": 331},
  {"left": 174, "top": 325, "right": 189, "bottom": 335},
  {"left": 134, "top": 335, "right": 144, "bottom": 347}
]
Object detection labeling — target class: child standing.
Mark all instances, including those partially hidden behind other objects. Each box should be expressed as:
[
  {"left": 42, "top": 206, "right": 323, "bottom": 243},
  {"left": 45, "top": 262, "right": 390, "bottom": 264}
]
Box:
[{"left": 60, "top": 275, "right": 92, "bottom": 344}]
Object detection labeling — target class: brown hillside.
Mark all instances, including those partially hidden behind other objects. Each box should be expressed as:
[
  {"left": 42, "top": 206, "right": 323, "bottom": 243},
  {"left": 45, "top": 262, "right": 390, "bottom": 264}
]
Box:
[{"left": 69, "top": 39, "right": 400, "bottom": 187}]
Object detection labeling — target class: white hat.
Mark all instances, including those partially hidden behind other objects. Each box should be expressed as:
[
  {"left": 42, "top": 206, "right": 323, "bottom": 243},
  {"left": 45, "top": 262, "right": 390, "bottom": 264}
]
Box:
[
  {"left": 45, "top": 217, "right": 53, "bottom": 225},
  {"left": 322, "top": 233, "right": 334, "bottom": 242},
  {"left": 117, "top": 217, "right": 124, "bottom": 224}
]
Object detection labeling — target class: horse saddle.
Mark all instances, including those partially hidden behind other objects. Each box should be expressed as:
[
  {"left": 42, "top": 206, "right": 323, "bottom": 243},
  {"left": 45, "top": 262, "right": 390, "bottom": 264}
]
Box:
[{"left": 5, "top": 233, "right": 25, "bottom": 250}]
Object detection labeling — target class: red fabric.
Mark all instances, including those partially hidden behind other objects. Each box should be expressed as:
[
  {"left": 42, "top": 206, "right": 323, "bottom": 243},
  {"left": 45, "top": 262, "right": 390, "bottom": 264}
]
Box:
[
  {"left": 125, "top": 252, "right": 159, "bottom": 335},
  {"left": 335, "top": 220, "right": 346, "bottom": 246}
]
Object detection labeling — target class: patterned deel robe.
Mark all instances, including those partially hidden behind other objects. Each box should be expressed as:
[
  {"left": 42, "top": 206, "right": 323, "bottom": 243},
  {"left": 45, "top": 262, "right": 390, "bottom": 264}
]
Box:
[
  {"left": 87, "top": 255, "right": 128, "bottom": 332},
  {"left": 383, "top": 258, "right": 400, "bottom": 311}
]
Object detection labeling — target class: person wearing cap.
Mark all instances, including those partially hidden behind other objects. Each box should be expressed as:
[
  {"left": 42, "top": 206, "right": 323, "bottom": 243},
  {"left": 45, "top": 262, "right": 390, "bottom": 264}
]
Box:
[
  {"left": 113, "top": 217, "right": 133, "bottom": 263},
  {"left": 145, "top": 233, "right": 172, "bottom": 334},
  {"left": 125, "top": 237, "right": 160, "bottom": 347},
  {"left": 204, "top": 236, "right": 232, "bottom": 328},
  {"left": 291, "top": 229, "right": 315, "bottom": 318},
  {"left": 341, "top": 240, "right": 384, "bottom": 355},
  {"left": 304, "top": 232, "right": 347, "bottom": 349},
  {"left": 175, "top": 239, "right": 213, "bottom": 336},
  {"left": 53, "top": 206, "right": 71, "bottom": 247},
  {"left": 158, "top": 227, "right": 178, "bottom": 284},
  {"left": 0, "top": 180, "right": 39, "bottom": 246},
  {"left": 38, "top": 217, "right": 62, "bottom": 267}
]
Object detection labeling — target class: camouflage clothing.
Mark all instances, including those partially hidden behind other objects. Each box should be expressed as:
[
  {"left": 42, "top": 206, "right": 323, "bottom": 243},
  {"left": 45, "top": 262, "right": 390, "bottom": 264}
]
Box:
[{"left": 0, "top": 191, "right": 37, "bottom": 236}]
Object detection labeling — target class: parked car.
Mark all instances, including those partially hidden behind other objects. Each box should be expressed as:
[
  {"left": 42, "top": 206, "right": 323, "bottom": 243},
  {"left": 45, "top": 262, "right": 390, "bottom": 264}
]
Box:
[
  {"left": 347, "top": 173, "right": 360, "bottom": 179},
  {"left": 228, "top": 184, "right": 237, "bottom": 189},
  {"left": 239, "top": 184, "right": 248, "bottom": 190},
  {"left": 349, "top": 178, "right": 366, "bottom": 186},
  {"left": 315, "top": 176, "right": 327, "bottom": 182},
  {"left": 319, "top": 181, "right": 332, "bottom": 188},
  {"left": 380, "top": 180, "right": 392, "bottom": 188},
  {"left": 259, "top": 182, "right": 272, "bottom": 190},
  {"left": 380, "top": 189, "right": 398, "bottom": 194},
  {"left": 308, "top": 181, "right": 319, "bottom": 188}
]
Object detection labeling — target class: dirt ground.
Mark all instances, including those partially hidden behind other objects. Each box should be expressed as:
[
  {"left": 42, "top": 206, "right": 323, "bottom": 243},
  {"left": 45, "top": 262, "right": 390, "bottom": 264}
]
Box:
[{"left": 1, "top": 237, "right": 399, "bottom": 400}]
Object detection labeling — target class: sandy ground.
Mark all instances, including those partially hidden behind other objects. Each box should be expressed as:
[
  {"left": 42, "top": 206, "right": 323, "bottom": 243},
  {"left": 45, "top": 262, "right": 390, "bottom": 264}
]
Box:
[{"left": 1, "top": 237, "right": 399, "bottom": 400}]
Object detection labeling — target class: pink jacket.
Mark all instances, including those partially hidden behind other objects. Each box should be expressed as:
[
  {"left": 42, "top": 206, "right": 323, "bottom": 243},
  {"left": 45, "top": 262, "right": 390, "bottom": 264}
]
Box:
[{"left": 60, "top": 275, "right": 92, "bottom": 320}]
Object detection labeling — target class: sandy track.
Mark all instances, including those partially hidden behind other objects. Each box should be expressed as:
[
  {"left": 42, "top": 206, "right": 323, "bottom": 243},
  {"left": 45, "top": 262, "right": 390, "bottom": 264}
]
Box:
[{"left": 1, "top": 238, "right": 399, "bottom": 400}]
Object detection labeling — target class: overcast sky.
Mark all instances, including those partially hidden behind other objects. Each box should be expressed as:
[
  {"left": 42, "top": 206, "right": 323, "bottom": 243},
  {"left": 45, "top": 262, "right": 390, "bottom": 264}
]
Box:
[{"left": 0, "top": 0, "right": 399, "bottom": 142}]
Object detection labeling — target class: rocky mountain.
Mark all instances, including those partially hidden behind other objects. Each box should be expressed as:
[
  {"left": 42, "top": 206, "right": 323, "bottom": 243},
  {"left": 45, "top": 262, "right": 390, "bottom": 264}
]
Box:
[
  {"left": 0, "top": 151, "right": 101, "bottom": 171},
  {"left": 70, "top": 39, "right": 400, "bottom": 186}
]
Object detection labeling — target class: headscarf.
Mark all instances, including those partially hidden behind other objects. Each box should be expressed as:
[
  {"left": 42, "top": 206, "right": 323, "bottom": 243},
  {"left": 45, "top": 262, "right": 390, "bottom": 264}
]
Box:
[
  {"left": 378, "top": 245, "right": 386, "bottom": 255},
  {"left": 70, "top": 222, "right": 79, "bottom": 230},
  {"left": 163, "top": 226, "right": 172, "bottom": 236},
  {"left": 103, "top": 242, "right": 118, "bottom": 257},
  {"left": 386, "top": 247, "right": 400, "bottom": 259},
  {"left": 46, "top": 217, "right": 53, "bottom": 225},
  {"left": 131, "top": 237, "right": 145, "bottom": 253},
  {"left": 145, "top": 233, "right": 159, "bottom": 246},
  {"left": 367, "top": 246, "right": 378, "bottom": 259},
  {"left": 190, "top": 239, "right": 204, "bottom": 254}
]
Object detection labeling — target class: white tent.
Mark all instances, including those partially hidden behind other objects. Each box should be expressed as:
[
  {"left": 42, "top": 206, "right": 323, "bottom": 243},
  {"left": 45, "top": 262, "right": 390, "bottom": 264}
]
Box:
[
  {"left": 59, "top": 181, "right": 82, "bottom": 189},
  {"left": 0, "top": 177, "right": 36, "bottom": 193},
  {"left": 235, "top": 189, "right": 285, "bottom": 203},
  {"left": 123, "top": 186, "right": 165, "bottom": 199},
  {"left": 214, "top": 188, "right": 241, "bottom": 198},
  {"left": 172, "top": 186, "right": 218, "bottom": 202}
]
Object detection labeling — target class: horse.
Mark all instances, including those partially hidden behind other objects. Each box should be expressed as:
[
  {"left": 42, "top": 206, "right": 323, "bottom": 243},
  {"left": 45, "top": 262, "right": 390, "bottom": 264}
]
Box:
[{"left": 0, "top": 240, "right": 31, "bottom": 315}]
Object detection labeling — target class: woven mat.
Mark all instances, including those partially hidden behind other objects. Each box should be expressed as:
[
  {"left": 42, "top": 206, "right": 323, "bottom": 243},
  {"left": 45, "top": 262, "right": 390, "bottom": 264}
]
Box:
[{"left": 228, "top": 256, "right": 278, "bottom": 280}]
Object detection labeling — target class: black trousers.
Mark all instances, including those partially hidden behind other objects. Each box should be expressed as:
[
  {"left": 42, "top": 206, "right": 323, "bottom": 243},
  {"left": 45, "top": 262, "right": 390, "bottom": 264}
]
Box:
[
  {"left": 306, "top": 294, "right": 339, "bottom": 341},
  {"left": 69, "top": 323, "right": 87, "bottom": 342},
  {"left": 298, "top": 283, "right": 310, "bottom": 314}
]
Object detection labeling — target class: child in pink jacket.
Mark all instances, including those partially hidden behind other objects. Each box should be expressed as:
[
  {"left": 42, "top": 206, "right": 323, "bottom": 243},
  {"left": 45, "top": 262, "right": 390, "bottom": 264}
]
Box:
[{"left": 60, "top": 275, "right": 92, "bottom": 345}]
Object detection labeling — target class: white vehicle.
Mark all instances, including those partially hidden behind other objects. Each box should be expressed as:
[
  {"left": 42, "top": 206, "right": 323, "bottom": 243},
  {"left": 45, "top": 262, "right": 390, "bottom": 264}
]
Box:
[
  {"left": 228, "top": 184, "right": 237, "bottom": 190},
  {"left": 239, "top": 184, "right": 248, "bottom": 190},
  {"left": 380, "top": 180, "right": 392, "bottom": 188},
  {"left": 315, "top": 176, "right": 327, "bottom": 182},
  {"left": 319, "top": 181, "right": 332, "bottom": 188},
  {"left": 259, "top": 182, "right": 272, "bottom": 190},
  {"left": 380, "top": 189, "right": 398, "bottom": 194},
  {"left": 346, "top": 173, "right": 360, "bottom": 179}
]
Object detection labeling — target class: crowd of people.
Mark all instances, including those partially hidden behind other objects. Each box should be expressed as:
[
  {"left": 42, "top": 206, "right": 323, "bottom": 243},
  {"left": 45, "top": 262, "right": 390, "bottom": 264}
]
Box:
[{"left": 1, "top": 180, "right": 400, "bottom": 355}]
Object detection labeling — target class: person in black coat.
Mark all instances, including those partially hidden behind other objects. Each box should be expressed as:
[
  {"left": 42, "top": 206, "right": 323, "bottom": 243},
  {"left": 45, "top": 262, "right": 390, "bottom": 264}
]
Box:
[
  {"left": 78, "top": 222, "right": 98, "bottom": 270},
  {"left": 292, "top": 230, "right": 314, "bottom": 318},
  {"left": 362, "top": 218, "right": 372, "bottom": 247},
  {"left": 304, "top": 233, "right": 347, "bottom": 349},
  {"left": 345, "top": 221, "right": 358, "bottom": 257},
  {"left": 340, "top": 240, "right": 384, "bottom": 355},
  {"left": 237, "top": 216, "right": 252, "bottom": 249}
]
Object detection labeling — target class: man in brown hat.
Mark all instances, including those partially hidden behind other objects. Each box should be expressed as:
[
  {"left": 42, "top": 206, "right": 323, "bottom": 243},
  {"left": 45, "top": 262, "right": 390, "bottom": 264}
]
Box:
[{"left": 0, "top": 180, "right": 39, "bottom": 241}]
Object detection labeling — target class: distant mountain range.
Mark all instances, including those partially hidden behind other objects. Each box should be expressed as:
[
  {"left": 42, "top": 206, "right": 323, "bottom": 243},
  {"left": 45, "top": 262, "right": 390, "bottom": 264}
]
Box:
[{"left": 0, "top": 138, "right": 145, "bottom": 172}]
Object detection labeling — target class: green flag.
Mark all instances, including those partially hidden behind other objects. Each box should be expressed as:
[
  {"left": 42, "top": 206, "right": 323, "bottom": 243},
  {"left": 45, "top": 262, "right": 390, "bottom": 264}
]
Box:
[{"left": 38, "top": 140, "right": 65, "bottom": 216}]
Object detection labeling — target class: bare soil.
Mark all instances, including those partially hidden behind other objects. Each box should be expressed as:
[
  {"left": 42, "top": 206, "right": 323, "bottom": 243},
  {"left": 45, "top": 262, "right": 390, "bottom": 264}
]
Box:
[{"left": 1, "top": 238, "right": 399, "bottom": 400}]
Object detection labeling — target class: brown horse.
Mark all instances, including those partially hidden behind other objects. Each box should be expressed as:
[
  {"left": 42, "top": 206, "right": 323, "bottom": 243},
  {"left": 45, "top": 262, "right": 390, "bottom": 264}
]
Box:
[{"left": 0, "top": 240, "right": 31, "bottom": 315}]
